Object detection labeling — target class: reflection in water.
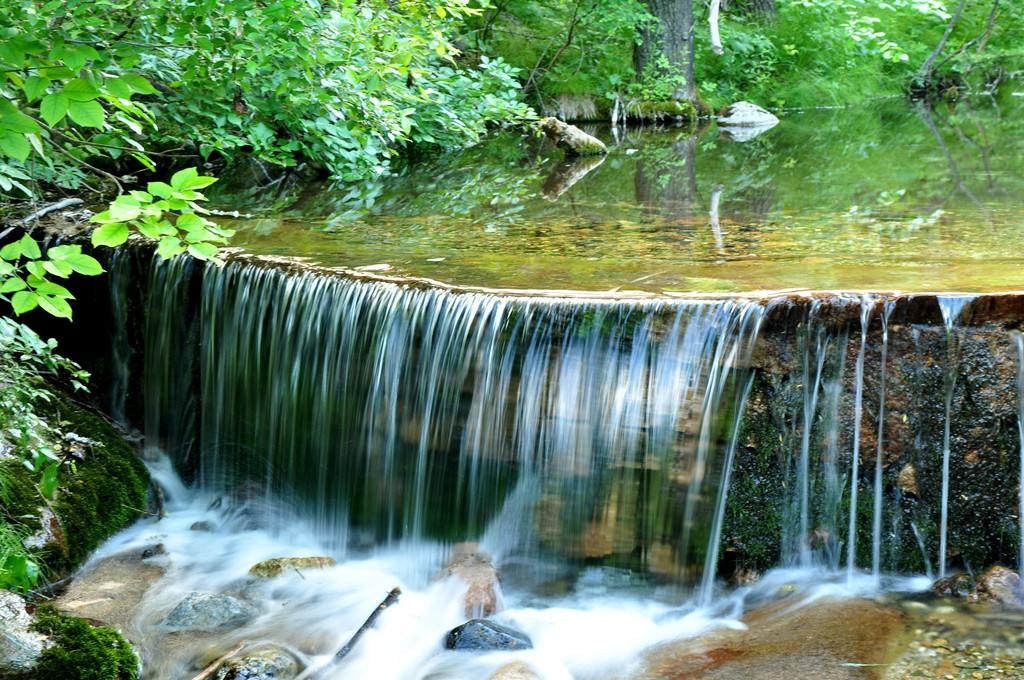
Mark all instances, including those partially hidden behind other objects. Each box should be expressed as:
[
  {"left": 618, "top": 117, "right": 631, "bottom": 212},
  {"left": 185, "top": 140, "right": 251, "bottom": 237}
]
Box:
[{"left": 214, "top": 98, "right": 1024, "bottom": 294}]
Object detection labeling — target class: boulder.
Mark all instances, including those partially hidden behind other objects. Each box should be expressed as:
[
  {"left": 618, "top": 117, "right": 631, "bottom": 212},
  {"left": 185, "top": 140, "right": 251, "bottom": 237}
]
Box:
[
  {"left": 717, "top": 101, "right": 779, "bottom": 128},
  {"left": 161, "top": 592, "right": 258, "bottom": 631},
  {"left": 968, "top": 566, "right": 1022, "bottom": 606},
  {"left": 445, "top": 543, "right": 502, "bottom": 618},
  {"left": 540, "top": 118, "right": 607, "bottom": 157},
  {"left": 489, "top": 661, "right": 540, "bottom": 679},
  {"left": 214, "top": 644, "right": 300, "bottom": 680},
  {"left": 444, "top": 619, "right": 533, "bottom": 652},
  {"left": 0, "top": 589, "right": 49, "bottom": 674},
  {"left": 248, "top": 556, "right": 336, "bottom": 579},
  {"left": 930, "top": 573, "right": 973, "bottom": 599}
]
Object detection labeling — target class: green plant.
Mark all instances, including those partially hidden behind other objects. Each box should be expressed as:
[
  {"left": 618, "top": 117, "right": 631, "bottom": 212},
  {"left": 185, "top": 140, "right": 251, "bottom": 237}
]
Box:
[{"left": 31, "top": 605, "right": 139, "bottom": 680}]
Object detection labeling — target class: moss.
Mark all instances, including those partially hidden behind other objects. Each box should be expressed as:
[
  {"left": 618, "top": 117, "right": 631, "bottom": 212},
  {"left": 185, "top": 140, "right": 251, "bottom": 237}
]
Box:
[
  {"left": 29, "top": 606, "right": 138, "bottom": 680},
  {"left": 41, "top": 391, "right": 149, "bottom": 574},
  {"left": 1, "top": 387, "right": 148, "bottom": 579},
  {"left": 632, "top": 100, "right": 698, "bottom": 123}
]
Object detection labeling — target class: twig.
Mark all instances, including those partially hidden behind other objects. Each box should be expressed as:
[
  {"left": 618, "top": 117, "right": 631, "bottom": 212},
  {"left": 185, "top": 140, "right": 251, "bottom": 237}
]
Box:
[
  {"left": 298, "top": 587, "right": 401, "bottom": 679},
  {"left": 189, "top": 640, "right": 247, "bottom": 680}
]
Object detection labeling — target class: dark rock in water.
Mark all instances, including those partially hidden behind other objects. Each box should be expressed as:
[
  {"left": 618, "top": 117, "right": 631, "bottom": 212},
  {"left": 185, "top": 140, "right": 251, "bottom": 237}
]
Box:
[
  {"left": 161, "top": 592, "right": 258, "bottom": 631},
  {"left": 141, "top": 543, "right": 166, "bottom": 559},
  {"left": 930, "top": 573, "right": 974, "bottom": 599},
  {"left": 968, "top": 566, "right": 1022, "bottom": 606},
  {"left": 214, "top": 645, "right": 300, "bottom": 680},
  {"left": 445, "top": 619, "right": 532, "bottom": 652},
  {"left": 191, "top": 520, "right": 215, "bottom": 532}
]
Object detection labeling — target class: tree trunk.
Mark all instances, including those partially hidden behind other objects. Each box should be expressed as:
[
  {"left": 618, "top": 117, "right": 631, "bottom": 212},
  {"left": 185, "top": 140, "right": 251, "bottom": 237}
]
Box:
[
  {"left": 635, "top": 0, "right": 698, "bottom": 103},
  {"left": 723, "top": 0, "right": 776, "bottom": 15}
]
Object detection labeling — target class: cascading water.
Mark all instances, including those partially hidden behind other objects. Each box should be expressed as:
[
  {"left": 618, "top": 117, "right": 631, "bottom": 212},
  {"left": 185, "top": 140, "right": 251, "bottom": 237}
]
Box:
[
  {"left": 936, "top": 295, "right": 974, "bottom": 578},
  {"left": 1016, "top": 332, "right": 1024, "bottom": 580},
  {"left": 871, "top": 300, "right": 894, "bottom": 581},
  {"left": 846, "top": 296, "right": 874, "bottom": 581}
]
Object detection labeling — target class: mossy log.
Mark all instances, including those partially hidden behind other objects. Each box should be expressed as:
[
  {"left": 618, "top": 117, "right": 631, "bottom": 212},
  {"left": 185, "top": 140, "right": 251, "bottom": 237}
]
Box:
[{"left": 539, "top": 117, "right": 607, "bottom": 157}]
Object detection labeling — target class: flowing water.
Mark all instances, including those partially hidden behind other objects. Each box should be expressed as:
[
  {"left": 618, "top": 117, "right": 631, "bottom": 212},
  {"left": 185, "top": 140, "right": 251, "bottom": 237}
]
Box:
[
  {"left": 76, "top": 99, "right": 1024, "bottom": 678},
  {"left": 1017, "top": 332, "right": 1024, "bottom": 582}
]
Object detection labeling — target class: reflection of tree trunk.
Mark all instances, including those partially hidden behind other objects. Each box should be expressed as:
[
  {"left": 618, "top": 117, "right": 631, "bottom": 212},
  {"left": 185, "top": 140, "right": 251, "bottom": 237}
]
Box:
[
  {"left": 635, "top": 132, "right": 699, "bottom": 219},
  {"left": 541, "top": 155, "right": 606, "bottom": 200},
  {"left": 635, "top": 0, "right": 698, "bottom": 103},
  {"left": 918, "top": 105, "right": 988, "bottom": 220}
]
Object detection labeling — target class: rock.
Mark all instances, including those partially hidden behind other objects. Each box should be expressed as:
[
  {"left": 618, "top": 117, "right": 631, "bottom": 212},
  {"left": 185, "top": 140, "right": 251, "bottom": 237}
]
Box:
[
  {"left": 21, "top": 507, "right": 65, "bottom": 551},
  {"left": 968, "top": 566, "right": 1022, "bottom": 606},
  {"left": 930, "top": 572, "right": 973, "bottom": 599},
  {"left": 248, "top": 556, "right": 336, "bottom": 578},
  {"left": 214, "top": 644, "right": 300, "bottom": 680},
  {"left": 0, "top": 589, "right": 49, "bottom": 674},
  {"left": 896, "top": 463, "right": 919, "bottom": 496},
  {"left": 445, "top": 543, "right": 502, "bottom": 618},
  {"left": 717, "top": 101, "right": 779, "bottom": 128},
  {"left": 444, "top": 619, "right": 533, "bottom": 652},
  {"left": 190, "top": 520, "right": 215, "bottom": 532},
  {"left": 539, "top": 117, "right": 607, "bottom": 157},
  {"left": 141, "top": 543, "right": 166, "bottom": 559},
  {"left": 489, "top": 661, "right": 540, "bottom": 679},
  {"left": 161, "top": 592, "right": 258, "bottom": 631}
]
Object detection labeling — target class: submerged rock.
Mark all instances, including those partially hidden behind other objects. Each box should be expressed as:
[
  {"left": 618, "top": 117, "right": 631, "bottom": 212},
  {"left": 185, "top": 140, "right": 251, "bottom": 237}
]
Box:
[
  {"left": 489, "top": 661, "right": 540, "bottom": 679},
  {"left": 161, "top": 592, "right": 258, "bottom": 631},
  {"left": 445, "top": 542, "right": 502, "bottom": 618},
  {"left": 930, "top": 573, "right": 974, "bottom": 599},
  {"left": 444, "top": 619, "right": 533, "bottom": 652},
  {"left": 214, "top": 644, "right": 300, "bottom": 680},
  {"left": 248, "top": 556, "right": 336, "bottom": 578},
  {"left": 968, "top": 566, "right": 1022, "bottom": 606},
  {"left": 0, "top": 589, "right": 49, "bottom": 674},
  {"left": 540, "top": 117, "right": 607, "bottom": 157}
]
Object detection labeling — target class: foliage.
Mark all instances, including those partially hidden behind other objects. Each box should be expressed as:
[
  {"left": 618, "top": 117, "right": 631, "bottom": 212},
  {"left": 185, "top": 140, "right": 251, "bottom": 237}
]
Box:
[{"left": 31, "top": 605, "right": 139, "bottom": 680}]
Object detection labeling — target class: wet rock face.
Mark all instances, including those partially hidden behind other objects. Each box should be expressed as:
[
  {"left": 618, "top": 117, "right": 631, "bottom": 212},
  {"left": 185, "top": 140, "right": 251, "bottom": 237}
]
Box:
[
  {"left": 161, "top": 592, "right": 258, "bottom": 631},
  {"left": 445, "top": 542, "right": 502, "bottom": 618},
  {"left": 930, "top": 573, "right": 974, "bottom": 599},
  {"left": 214, "top": 645, "right": 300, "bottom": 680},
  {"left": 444, "top": 619, "right": 533, "bottom": 652},
  {"left": 968, "top": 566, "right": 1022, "bottom": 607},
  {"left": 248, "top": 556, "right": 336, "bottom": 578},
  {"left": 0, "top": 589, "right": 49, "bottom": 674},
  {"left": 489, "top": 661, "right": 540, "bottom": 679}
]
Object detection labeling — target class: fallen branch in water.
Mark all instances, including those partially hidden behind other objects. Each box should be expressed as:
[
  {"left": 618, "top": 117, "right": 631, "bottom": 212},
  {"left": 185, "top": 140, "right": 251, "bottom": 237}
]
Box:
[
  {"left": 190, "top": 640, "right": 247, "bottom": 680},
  {"left": 299, "top": 587, "right": 401, "bottom": 679}
]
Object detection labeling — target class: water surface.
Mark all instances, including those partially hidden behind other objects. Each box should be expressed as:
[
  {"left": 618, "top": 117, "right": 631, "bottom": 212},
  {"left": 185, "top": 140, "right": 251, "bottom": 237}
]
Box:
[{"left": 219, "top": 99, "right": 1024, "bottom": 294}]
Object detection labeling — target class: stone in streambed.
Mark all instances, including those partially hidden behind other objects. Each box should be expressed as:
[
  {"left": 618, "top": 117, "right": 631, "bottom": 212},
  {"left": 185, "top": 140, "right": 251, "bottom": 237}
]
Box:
[
  {"left": 444, "top": 619, "right": 533, "bottom": 652},
  {"left": 248, "top": 556, "right": 336, "bottom": 578},
  {"left": 161, "top": 592, "right": 258, "bottom": 631},
  {"left": 930, "top": 572, "right": 974, "bottom": 599},
  {"left": 444, "top": 542, "right": 502, "bottom": 618},
  {"left": 214, "top": 644, "right": 300, "bottom": 680},
  {"left": 968, "top": 566, "right": 1022, "bottom": 607},
  {"left": 0, "top": 589, "right": 49, "bottom": 674},
  {"left": 490, "top": 661, "right": 540, "bottom": 679}
]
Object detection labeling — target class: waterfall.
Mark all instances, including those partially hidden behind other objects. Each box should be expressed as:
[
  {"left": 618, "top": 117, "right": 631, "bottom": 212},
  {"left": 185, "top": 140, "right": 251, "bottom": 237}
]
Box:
[
  {"left": 871, "top": 301, "right": 894, "bottom": 581},
  {"left": 108, "top": 249, "right": 132, "bottom": 425},
  {"left": 936, "top": 295, "right": 973, "bottom": 578},
  {"left": 132, "top": 260, "right": 765, "bottom": 581},
  {"left": 1016, "top": 332, "right": 1024, "bottom": 581},
  {"left": 846, "top": 296, "right": 874, "bottom": 580}
]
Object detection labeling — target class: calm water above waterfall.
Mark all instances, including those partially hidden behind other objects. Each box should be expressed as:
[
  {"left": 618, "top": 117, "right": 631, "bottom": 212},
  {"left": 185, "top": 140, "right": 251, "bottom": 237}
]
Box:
[{"left": 218, "top": 100, "right": 1024, "bottom": 294}]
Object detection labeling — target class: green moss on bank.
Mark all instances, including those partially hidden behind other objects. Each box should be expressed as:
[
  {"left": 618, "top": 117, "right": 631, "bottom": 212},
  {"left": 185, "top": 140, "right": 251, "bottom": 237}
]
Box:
[{"left": 29, "top": 606, "right": 138, "bottom": 680}]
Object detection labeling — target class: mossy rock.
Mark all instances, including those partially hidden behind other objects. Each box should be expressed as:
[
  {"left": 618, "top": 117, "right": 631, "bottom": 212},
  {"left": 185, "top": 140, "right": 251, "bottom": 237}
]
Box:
[
  {"left": 28, "top": 605, "right": 138, "bottom": 680},
  {"left": 0, "top": 386, "right": 149, "bottom": 579},
  {"left": 248, "top": 556, "right": 336, "bottom": 578},
  {"left": 631, "top": 100, "right": 698, "bottom": 123}
]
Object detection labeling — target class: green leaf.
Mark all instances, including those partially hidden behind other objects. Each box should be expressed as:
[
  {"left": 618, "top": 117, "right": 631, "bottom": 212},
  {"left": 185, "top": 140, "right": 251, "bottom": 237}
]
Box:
[
  {"left": 43, "top": 260, "right": 73, "bottom": 278},
  {"left": 37, "top": 294, "right": 72, "bottom": 319},
  {"left": 0, "top": 100, "right": 41, "bottom": 134},
  {"left": 108, "top": 201, "right": 141, "bottom": 221},
  {"left": 170, "top": 167, "right": 199, "bottom": 190},
  {"left": 188, "top": 242, "right": 219, "bottom": 259},
  {"left": 0, "top": 132, "right": 30, "bottom": 161},
  {"left": 0, "top": 241, "right": 21, "bottom": 261},
  {"left": 64, "top": 253, "right": 103, "bottom": 275},
  {"left": 90, "top": 222, "right": 129, "bottom": 247},
  {"left": 105, "top": 77, "right": 133, "bottom": 99},
  {"left": 0, "top": 277, "right": 26, "bottom": 293},
  {"left": 147, "top": 181, "right": 173, "bottom": 198},
  {"left": 39, "top": 463, "right": 60, "bottom": 499},
  {"left": 67, "top": 100, "right": 105, "bottom": 128},
  {"left": 175, "top": 213, "right": 205, "bottom": 230},
  {"left": 156, "top": 236, "right": 185, "bottom": 259},
  {"left": 63, "top": 78, "right": 101, "bottom": 102},
  {"left": 40, "top": 92, "right": 69, "bottom": 126},
  {"left": 19, "top": 234, "right": 41, "bottom": 259},
  {"left": 33, "top": 280, "right": 74, "bottom": 298},
  {"left": 121, "top": 74, "right": 157, "bottom": 95},
  {"left": 11, "top": 290, "right": 38, "bottom": 314},
  {"left": 22, "top": 75, "right": 50, "bottom": 102}
]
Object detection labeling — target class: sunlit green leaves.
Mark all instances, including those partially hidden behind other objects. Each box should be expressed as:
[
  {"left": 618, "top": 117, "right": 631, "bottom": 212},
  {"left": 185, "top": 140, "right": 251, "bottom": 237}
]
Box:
[{"left": 39, "top": 92, "right": 70, "bottom": 125}]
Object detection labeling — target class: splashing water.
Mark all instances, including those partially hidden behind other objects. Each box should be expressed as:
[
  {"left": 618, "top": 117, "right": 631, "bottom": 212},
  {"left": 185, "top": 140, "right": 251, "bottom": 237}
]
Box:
[
  {"left": 871, "top": 301, "right": 894, "bottom": 582},
  {"left": 847, "top": 296, "right": 874, "bottom": 581}
]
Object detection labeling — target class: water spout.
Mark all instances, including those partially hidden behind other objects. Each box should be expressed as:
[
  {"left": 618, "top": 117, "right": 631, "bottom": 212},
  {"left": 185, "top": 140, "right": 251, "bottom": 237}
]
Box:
[{"left": 846, "top": 296, "right": 874, "bottom": 581}]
